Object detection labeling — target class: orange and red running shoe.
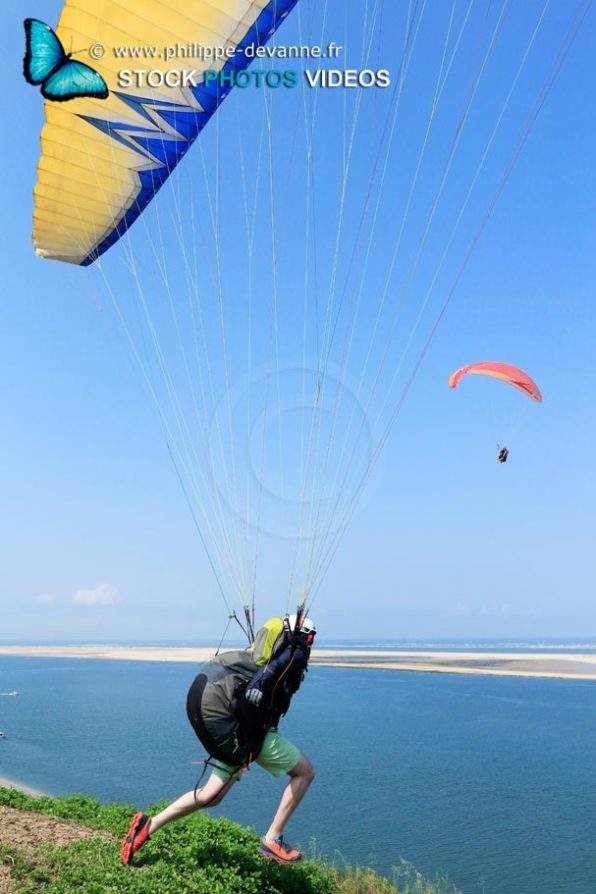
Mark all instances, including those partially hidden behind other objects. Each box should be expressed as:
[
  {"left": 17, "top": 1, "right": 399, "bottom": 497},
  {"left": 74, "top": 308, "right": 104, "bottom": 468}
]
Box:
[
  {"left": 121, "top": 812, "right": 151, "bottom": 865},
  {"left": 258, "top": 835, "right": 303, "bottom": 864}
]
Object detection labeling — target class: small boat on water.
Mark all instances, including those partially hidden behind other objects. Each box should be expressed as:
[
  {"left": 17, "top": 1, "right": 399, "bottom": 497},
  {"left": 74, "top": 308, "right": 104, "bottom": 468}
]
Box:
[{"left": 0, "top": 731, "right": 6, "bottom": 739}]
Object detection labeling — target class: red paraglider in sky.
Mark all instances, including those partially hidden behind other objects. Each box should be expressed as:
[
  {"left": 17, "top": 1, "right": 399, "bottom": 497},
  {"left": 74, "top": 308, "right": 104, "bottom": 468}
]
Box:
[
  {"left": 448, "top": 361, "right": 542, "bottom": 462},
  {"left": 448, "top": 361, "right": 542, "bottom": 402}
]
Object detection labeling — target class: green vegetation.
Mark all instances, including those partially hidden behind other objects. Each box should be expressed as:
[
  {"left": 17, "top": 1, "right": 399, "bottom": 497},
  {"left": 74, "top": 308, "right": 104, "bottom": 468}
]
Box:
[{"left": 0, "top": 787, "right": 458, "bottom": 894}]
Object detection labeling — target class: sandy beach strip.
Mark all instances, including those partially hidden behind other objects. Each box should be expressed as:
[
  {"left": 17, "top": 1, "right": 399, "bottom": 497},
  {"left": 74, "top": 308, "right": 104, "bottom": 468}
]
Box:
[
  {"left": 1, "top": 645, "right": 596, "bottom": 679},
  {"left": 0, "top": 777, "right": 44, "bottom": 797}
]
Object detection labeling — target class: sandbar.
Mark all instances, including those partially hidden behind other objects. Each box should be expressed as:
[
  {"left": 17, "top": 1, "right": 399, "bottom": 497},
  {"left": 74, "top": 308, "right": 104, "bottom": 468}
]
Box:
[{"left": 1, "top": 645, "right": 596, "bottom": 679}]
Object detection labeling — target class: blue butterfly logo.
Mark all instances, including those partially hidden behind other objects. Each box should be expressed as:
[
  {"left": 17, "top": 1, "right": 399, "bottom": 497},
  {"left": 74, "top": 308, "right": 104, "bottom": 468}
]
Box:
[{"left": 23, "top": 18, "right": 109, "bottom": 102}]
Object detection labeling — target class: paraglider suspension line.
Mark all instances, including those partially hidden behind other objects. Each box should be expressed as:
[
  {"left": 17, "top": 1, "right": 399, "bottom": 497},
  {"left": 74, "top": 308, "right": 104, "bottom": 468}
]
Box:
[
  {"left": 215, "top": 612, "right": 251, "bottom": 656},
  {"left": 243, "top": 606, "right": 255, "bottom": 645}
]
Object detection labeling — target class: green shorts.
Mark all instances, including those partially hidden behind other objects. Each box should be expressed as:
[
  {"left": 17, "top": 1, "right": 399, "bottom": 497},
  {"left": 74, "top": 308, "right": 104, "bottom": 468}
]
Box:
[{"left": 211, "top": 728, "right": 301, "bottom": 781}]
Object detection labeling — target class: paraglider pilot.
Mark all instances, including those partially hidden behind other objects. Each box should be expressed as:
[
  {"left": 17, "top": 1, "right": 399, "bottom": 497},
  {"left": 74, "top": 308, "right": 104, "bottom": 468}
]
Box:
[
  {"left": 121, "top": 614, "right": 316, "bottom": 866},
  {"left": 497, "top": 446, "right": 509, "bottom": 463}
]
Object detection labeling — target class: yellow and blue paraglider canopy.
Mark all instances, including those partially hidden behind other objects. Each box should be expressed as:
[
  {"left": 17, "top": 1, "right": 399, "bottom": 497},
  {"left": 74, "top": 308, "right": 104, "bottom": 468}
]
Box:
[{"left": 31, "top": 0, "right": 297, "bottom": 266}]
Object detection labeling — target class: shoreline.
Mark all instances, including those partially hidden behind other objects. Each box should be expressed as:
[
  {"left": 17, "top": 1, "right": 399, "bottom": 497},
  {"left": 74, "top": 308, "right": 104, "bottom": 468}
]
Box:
[
  {"left": 1, "top": 645, "right": 596, "bottom": 679},
  {"left": 0, "top": 777, "right": 44, "bottom": 798}
]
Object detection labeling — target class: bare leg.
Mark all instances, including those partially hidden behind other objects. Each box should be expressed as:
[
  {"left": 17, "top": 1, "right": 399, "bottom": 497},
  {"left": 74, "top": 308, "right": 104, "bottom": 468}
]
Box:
[
  {"left": 148, "top": 772, "right": 238, "bottom": 835},
  {"left": 264, "top": 755, "right": 315, "bottom": 842}
]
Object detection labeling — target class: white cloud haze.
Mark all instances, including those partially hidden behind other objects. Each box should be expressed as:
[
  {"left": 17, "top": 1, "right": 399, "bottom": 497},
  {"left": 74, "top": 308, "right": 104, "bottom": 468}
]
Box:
[{"left": 72, "top": 583, "right": 118, "bottom": 606}]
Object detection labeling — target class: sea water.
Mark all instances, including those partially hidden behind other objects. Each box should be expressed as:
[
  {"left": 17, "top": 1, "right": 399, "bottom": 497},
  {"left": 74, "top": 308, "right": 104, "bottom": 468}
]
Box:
[{"left": 1, "top": 655, "right": 595, "bottom": 894}]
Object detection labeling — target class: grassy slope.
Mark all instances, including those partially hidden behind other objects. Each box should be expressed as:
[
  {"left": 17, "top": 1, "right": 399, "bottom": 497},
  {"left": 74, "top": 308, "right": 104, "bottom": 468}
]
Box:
[{"left": 0, "top": 788, "right": 455, "bottom": 894}]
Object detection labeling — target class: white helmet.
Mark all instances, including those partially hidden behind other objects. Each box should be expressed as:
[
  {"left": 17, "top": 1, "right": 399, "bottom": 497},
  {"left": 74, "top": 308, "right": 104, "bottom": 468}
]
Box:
[{"left": 285, "top": 613, "right": 316, "bottom": 635}]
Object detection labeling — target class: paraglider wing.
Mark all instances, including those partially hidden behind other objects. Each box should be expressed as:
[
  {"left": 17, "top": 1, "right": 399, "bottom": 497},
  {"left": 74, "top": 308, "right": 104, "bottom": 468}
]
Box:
[
  {"left": 30, "top": 0, "right": 298, "bottom": 266},
  {"left": 448, "top": 361, "right": 542, "bottom": 402}
]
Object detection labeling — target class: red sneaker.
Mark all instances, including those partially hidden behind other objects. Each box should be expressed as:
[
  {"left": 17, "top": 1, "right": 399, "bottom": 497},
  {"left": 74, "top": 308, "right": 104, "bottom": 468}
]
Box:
[
  {"left": 121, "top": 812, "right": 151, "bottom": 865},
  {"left": 258, "top": 835, "right": 303, "bottom": 864}
]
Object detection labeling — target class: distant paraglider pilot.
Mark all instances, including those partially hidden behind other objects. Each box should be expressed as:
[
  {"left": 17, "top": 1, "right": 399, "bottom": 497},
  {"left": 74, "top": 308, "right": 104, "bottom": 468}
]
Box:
[
  {"left": 448, "top": 362, "right": 543, "bottom": 466},
  {"left": 121, "top": 614, "right": 316, "bottom": 866}
]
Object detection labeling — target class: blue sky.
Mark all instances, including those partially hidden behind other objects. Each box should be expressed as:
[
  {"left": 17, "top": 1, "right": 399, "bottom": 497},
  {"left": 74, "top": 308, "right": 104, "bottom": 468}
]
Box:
[{"left": 1, "top": 1, "right": 595, "bottom": 642}]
